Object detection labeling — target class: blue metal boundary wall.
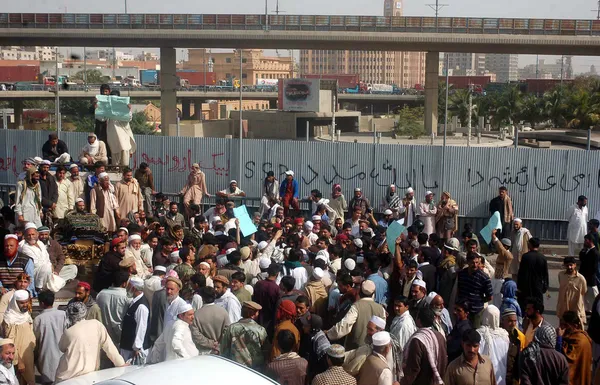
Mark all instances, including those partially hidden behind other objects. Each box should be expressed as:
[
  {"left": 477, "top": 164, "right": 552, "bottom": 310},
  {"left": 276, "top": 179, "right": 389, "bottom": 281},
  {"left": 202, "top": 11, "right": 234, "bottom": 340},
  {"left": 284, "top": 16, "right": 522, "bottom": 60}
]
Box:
[{"left": 1, "top": 130, "right": 598, "bottom": 239}]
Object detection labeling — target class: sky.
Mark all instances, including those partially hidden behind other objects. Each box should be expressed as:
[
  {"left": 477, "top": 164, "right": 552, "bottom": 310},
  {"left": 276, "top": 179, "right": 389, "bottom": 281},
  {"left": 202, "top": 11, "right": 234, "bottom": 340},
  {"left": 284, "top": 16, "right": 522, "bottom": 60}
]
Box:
[{"left": 4, "top": 0, "right": 600, "bottom": 73}]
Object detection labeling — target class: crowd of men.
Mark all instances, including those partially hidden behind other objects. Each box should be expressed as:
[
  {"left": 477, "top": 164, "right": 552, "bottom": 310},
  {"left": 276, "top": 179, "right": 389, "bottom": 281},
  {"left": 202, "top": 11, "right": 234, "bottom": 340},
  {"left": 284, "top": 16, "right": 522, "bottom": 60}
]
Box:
[{"left": 0, "top": 146, "right": 599, "bottom": 385}]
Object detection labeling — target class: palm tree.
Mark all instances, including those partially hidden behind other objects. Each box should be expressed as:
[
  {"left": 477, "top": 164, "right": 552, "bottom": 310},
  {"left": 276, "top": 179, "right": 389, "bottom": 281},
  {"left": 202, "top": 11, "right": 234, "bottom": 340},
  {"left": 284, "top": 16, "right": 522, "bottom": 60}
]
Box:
[
  {"left": 566, "top": 88, "right": 600, "bottom": 129},
  {"left": 449, "top": 89, "right": 479, "bottom": 128},
  {"left": 543, "top": 87, "right": 567, "bottom": 128},
  {"left": 519, "top": 95, "right": 544, "bottom": 129},
  {"left": 495, "top": 85, "right": 523, "bottom": 128}
]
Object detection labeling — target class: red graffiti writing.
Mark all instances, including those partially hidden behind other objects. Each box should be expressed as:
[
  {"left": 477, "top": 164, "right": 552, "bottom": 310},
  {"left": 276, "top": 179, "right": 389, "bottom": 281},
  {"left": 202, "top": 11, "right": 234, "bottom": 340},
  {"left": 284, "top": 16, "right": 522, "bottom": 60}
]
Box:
[
  {"left": 132, "top": 149, "right": 229, "bottom": 177},
  {"left": 0, "top": 146, "right": 18, "bottom": 177}
]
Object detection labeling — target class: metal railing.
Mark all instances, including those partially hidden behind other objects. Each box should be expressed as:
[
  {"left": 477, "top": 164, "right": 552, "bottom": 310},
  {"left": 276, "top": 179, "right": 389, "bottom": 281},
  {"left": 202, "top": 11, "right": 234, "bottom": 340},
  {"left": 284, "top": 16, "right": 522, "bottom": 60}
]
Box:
[{"left": 1, "top": 13, "right": 600, "bottom": 36}]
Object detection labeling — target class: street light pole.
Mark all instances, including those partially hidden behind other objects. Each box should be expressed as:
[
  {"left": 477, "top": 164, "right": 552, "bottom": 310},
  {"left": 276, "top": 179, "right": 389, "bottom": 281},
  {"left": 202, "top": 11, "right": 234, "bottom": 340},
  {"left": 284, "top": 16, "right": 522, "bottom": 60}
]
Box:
[
  {"left": 124, "top": 0, "right": 128, "bottom": 13},
  {"left": 441, "top": 53, "right": 449, "bottom": 192},
  {"left": 265, "top": 0, "right": 269, "bottom": 31},
  {"left": 238, "top": 50, "right": 244, "bottom": 182}
]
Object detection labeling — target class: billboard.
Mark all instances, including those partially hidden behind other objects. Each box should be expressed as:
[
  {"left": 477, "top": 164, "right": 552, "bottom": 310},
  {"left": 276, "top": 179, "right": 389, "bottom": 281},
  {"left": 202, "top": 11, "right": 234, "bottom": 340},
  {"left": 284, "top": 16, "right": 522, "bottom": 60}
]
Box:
[
  {"left": 278, "top": 78, "right": 320, "bottom": 112},
  {"left": 256, "top": 78, "right": 279, "bottom": 86}
]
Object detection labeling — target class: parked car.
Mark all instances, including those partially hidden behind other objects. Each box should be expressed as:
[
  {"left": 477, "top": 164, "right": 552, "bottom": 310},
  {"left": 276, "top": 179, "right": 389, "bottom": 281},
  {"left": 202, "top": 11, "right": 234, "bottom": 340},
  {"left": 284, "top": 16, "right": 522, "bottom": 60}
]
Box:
[{"left": 58, "top": 355, "right": 279, "bottom": 385}]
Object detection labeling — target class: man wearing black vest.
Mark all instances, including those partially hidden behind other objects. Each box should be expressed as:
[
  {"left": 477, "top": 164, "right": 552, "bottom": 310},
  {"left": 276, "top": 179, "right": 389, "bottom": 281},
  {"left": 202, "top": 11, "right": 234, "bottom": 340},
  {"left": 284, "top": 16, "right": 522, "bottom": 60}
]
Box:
[{"left": 120, "top": 277, "right": 150, "bottom": 363}]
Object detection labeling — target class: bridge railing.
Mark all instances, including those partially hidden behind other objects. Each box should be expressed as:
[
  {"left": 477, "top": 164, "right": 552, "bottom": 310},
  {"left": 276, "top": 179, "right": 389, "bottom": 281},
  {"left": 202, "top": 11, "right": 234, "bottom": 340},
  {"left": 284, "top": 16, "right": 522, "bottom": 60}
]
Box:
[{"left": 2, "top": 13, "right": 600, "bottom": 36}]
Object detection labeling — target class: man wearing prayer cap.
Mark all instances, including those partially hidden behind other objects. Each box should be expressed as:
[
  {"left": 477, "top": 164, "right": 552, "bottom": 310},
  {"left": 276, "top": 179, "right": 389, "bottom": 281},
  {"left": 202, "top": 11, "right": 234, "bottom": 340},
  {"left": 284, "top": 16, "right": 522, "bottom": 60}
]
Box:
[
  {"left": 3, "top": 289, "right": 35, "bottom": 385},
  {"left": 213, "top": 275, "right": 242, "bottom": 324},
  {"left": 217, "top": 180, "right": 246, "bottom": 198},
  {"left": 400, "top": 187, "right": 418, "bottom": 227},
  {"left": 157, "top": 301, "right": 198, "bottom": 361},
  {"left": 0, "top": 235, "right": 35, "bottom": 294},
  {"left": 327, "top": 280, "right": 386, "bottom": 351},
  {"left": 312, "top": 344, "right": 357, "bottom": 385},
  {"left": 220, "top": 298, "right": 268, "bottom": 369},
  {"left": 279, "top": 170, "right": 299, "bottom": 217},
  {"left": 55, "top": 301, "right": 125, "bottom": 382},
  {"left": 120, "top": 275, "right": 151, "bottom": 362},
  {"left": 509, "top": 217, "right": 532, "bottom": 280},
  {"left": 68, "top": 163, "right": 85, "bottom": 202},
  {"left": 68, "top": 281, "right": 102, "bottom": 323},
  {"left": 0, "top": 338, "right": 18, "bottom": 385},
  {"left": 90, "top": 169, "right": 119, "bottom": 232},
  {"left": 501, "top": 307, "right": 526, "bottom": 385},
  {"left": 15, "top": 166, "right": 42, "bottom": 227},
  {"left": 356, "top": 331, "right": 393, "bottom": 385},
  {"left": 304, "top": 267, "right": 328, "bottom": 318},
  {"left": 408, "top": 279, "right": 428, "bottom": 320},
  {"left": 37, "top": 226, "right": 78, "bottom": 285}
]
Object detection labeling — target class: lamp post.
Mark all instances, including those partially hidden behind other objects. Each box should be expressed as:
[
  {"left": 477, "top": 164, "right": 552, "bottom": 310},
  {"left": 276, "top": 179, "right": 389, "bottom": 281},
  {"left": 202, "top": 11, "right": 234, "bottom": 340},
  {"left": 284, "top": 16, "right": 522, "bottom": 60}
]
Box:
[{"left": 238, "top": 50, "right": 244, "bottom": 182}]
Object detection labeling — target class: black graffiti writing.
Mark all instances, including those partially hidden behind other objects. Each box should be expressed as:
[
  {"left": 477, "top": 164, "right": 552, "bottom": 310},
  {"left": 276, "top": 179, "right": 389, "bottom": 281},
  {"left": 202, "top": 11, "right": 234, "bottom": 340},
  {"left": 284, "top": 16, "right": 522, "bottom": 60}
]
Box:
[
  {"left": 323, "top": 164, "right": 366, "bottom": 185},
  {"left": 469, "top": 167, "right": 593, "bottom": 193}
]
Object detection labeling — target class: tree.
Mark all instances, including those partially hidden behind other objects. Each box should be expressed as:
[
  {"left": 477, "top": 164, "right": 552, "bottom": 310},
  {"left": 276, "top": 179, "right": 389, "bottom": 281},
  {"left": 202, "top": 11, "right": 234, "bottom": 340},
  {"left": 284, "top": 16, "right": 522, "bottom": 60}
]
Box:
[
  {"left": 494, "top": 85, "right": 523, "bottom": 128},
  {"left": 519, "top": 95, "right": 544, "bottom": 128},
  {"left": 566, "top": 88, "right": 600, "bottom": 129},
  {"left": 543, "top": 87, "right": 567, "bottom": 128},
  {"left": 395, "top": 106, "right": 424, "bottom": 138},
  {"left": 130, "top": 112, "right": 155, "bottom": 135},
  {"left": 71, "top": 69, "right": 106, "bottom": 84},
  {"left": 449, "top": 89, "right": 478, "bottom": 128}
]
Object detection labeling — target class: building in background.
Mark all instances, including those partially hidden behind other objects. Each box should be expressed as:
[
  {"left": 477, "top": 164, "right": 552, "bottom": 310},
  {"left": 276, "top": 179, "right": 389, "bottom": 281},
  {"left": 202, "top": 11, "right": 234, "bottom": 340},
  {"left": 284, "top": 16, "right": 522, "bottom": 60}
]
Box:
[
  {"left": 485, "top": 54, "right": 519, "bottom": 82},
  {"left": 298, "top": 0, "right": 426, "bottom": 89},
  {"left": 0, "top": 46, "right": 57, "bottom": 61},
  {"left": 518, "top": 58, "right": 573, "bottom": 80},
  {"left": 442, "top": 53, "right": 486, "bottom": 76},
  {"left": 184, "top": 49, "right": 295, "bottom": 85}
]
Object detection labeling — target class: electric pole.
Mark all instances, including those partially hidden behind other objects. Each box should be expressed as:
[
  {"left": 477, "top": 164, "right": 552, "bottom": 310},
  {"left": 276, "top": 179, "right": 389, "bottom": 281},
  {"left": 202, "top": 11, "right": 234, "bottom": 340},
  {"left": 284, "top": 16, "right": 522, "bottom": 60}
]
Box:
[
  {"left": 426, "top": 0, "right": 449, "bottom": 32},
  {"left": 593, "top": 0, "right": 600, "bottom": 19}
]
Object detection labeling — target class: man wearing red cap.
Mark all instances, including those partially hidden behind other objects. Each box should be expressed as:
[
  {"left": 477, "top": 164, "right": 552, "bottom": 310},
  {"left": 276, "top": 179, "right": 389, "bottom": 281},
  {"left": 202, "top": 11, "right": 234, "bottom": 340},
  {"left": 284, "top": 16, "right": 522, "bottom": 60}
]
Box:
[
  {"left": 93, "top": 238, "right": 127, "bottom": 293},
  {"left": 68, "top": 281, "right": 102, "bottom": 322},
  {"left": 270, "top": 300, "right": 300, "bottom": 361}
]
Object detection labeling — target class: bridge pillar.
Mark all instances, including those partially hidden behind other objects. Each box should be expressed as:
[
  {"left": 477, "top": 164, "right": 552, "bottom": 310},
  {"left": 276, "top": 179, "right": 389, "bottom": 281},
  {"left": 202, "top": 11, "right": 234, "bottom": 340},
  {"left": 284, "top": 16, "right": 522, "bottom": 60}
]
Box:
[
  {"left": 181, "top": 99, "right": 191, "bottom": 120},
  {"left": 13, "top": 100, "right": 23, "bottom": 129},
  {"left": 193, "top": 100, "right": 203, "bottom": 120},
  {"left": 160, "top": 47, "right": 177, "bottom": 135},
  {"left": 424, "top": 51, "right": 439, "bottom": 136},
  {"left": 269, "top": 99, "right": 277, "bottom": 110}
]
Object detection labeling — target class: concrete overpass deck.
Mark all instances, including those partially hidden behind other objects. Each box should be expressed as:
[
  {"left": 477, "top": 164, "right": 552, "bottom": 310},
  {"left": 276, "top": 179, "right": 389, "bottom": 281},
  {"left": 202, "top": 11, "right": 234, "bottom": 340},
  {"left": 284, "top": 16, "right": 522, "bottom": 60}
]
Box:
[{"left": 0, "top": 90, "right": 421, "bottom": 102}]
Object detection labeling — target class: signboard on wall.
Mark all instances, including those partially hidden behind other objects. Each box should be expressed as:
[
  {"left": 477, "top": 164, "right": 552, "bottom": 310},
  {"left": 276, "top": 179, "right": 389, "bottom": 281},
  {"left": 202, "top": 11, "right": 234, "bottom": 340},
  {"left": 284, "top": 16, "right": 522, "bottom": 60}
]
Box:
[{"left": 278, "top": 78, "right": 320, "bottom": 112}]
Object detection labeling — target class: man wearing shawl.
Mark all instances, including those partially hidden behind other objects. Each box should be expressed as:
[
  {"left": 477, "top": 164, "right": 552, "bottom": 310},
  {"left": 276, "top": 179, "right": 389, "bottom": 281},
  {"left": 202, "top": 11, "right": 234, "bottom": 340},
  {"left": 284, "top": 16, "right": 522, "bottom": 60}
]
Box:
[
  {"left": 509, "top": 218, "right": 531, "bottom": 280},
  {"left": 477, "top": 305, "right": 510, "bottom": 385},
  {"left": 18, "top": 224, "right": 66, "bottom": 293},
  {"left": 399, "top": 187, "right": 418, "bottom": 227},
  {"left": 69, "top": 281, "right": 102, "bottom": 322},
  {"left": 500, "top": 280, "right": 523, "bottom": 329},
  {"left": 557, "top": 257, "right": 587, "bottom": 327},
  {"left": 68, "top": 164, "right": 85, "bottom": 201},
  {"left": 126, "top": 234, "right": 151, "bottom": 280},
  {"left": 329, "top": 183, "right": 347, "bottom": 222},
  {"left": 435, "top": 191, "right": 459, "bottom": 239},
  {"left": 520, "top": 324, "right": 569, "bottom": 385},
  {"left": 37, "top": 226, "right": 78, "bottom": 284},
  {"left": 401, "top": 308, "right": 447, "bottom": 385},
  {"left": 425, "top": 292, "right": 453, "bottom": 338},
  {"left": 55, "top": 301, "right": 125, "bottom": 382},
  {"left": 15, "top": 167, "right": 42, "bottom": 227},
  {"left": 106, "top": 92, "right": 136, "bottom": 166},
  {"left": 382, "top": 184, "right": 402, "bottom": 213},
  {"left": 115, "top": 167, "right": 143, "bottom": 221},
  {"left": 90, "top": 172, "right": 120, "bottom": 232},
  {"left": 271, "top": 300, "right": 300, "bottom": 360},
  {"left": 1, "top": 290, "right": 35, "bottom": 385},
  {"left": 0, "top": 339, "right": 18, "bottom": 385},
  {"left": 79, "top": 133, "right": 108, "bottom": 165},
  {"left": 557, "top": 311, "right": 592, "bottom": 385},
  {"left": 180, "top": 163, "right": 209, "bottom": 218}
]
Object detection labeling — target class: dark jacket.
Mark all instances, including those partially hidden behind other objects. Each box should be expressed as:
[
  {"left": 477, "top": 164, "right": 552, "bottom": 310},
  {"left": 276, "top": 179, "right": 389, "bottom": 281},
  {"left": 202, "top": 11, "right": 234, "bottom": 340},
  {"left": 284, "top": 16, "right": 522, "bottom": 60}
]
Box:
[
  {"left": 93, "top": 251, "right": 123, "bottom": 293},
  {"left": 41, "top": 139, "right": 69, "bottom": 162},
  {"left": 517, "top": 250, "right": 549, "bottom": 299},
  {"left": 489, "top": 196, "right": 506, "bottom": 220},
  {"left": 418, "top": 263, "right": 437, "bottom": 295},
  {"left": 47, "top": 239, "right": 65, "bottom": 273},
  {"left": 447, "top": 318, "right": 472, "bottom": 362},
  {"left": 39, "top": 174, "right": 58, "bottom": 210},
  {"left": 579, "top": 247, "right": 600, "bottom": 287},
  {"left": 520, "top": 346, "right": 569, "bottom": 385}
]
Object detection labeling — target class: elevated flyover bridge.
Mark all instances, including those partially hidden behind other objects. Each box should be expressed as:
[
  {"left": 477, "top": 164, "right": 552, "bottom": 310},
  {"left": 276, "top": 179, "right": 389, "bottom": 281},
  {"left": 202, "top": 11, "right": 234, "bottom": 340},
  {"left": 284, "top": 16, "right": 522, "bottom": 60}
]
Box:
[{"left": 2, "top": 13, "right": 599, "bottom": 131}]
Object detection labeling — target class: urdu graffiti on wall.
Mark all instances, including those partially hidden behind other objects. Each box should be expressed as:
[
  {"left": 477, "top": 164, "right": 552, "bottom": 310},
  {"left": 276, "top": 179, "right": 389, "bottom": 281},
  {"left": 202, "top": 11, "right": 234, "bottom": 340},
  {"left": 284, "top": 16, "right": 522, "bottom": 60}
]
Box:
[
  {"left": 468, "top": 166, "right": 593, "bottom": 193},
  {"left": 132, "top": 149, "right": 230, "bottom": 177}
]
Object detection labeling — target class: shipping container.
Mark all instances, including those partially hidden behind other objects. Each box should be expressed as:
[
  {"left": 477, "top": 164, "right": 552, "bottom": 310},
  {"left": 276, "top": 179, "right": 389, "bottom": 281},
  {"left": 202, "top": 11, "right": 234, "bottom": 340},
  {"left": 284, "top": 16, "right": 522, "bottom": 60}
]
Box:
[
  {"left": 0, "top": 66, "right": 40, "bottom": 83},
  {"left": 525, "top": 78, "right": 572, "bottom": 95},
  {"left": 439, "top": 75, "right": 492, "bottom": 90},
  {"left": 303, "top": 74, "right": 359, "bottom": 89},
  {"left": 369, "top": 83, "right": 393, "bottom": 93},
  {"left": 139, "top": 69, "right": 159, "bottom": 85},
  {"left": 177, "top": 71, "right": 216, "bottom": 86}
]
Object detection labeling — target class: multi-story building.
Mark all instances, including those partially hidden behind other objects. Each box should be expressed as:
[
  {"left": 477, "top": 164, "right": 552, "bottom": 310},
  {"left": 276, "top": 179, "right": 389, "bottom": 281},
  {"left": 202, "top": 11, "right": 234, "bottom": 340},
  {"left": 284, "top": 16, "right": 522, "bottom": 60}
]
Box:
[
  {"left": 485, "top": 54, "right": 519, "bottom": 82},
  {"left": 298, "top": 0, "right": 426, "bottom": 89},
  {"left": 518, "top": 58, "right": 571, "bottom": 80},
  {"left": 443, "top": 53, "right": 486, "bottom": 76},
  {"left": 184, "top": 49, "right": 295, "bottom": 85},
  {"left": 0, "top": 46, "right": 57, "bottom": 61}
]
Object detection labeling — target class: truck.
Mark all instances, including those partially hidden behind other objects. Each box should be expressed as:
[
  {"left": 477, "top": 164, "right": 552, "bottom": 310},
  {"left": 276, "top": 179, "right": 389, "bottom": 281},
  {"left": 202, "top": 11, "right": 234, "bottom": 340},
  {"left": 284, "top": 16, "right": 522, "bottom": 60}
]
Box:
[
  {"left": 303, "top": 74, "right": 359, "bottom": 90},
  {"left": 138, "top": 69, "right": 217, "bottom": 87},
  {"left": 368, "top": 83, "right": 394, "bottom": 94},
  {"left": 0, "top": 66, "right": 40, "bottom": 83},
  {"left": 344, "top": 82, "right": 369, "bottom": 94}
]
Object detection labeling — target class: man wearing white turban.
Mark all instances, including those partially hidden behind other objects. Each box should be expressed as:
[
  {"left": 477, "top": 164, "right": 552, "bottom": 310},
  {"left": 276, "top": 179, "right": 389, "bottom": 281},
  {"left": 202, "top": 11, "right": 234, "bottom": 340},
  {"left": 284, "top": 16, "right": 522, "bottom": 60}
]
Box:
[
  {"left": 0, "top": 339, "right": 18, "bottom": 385},
  {"left": 120, "top": 277, "right": 150, "bottom": 363},
  {"left": 126, "top": 234, "right": 150, "bottom": 280},
  {"left": 79, "top": 133, "right": 108, "bottom": 165},
  {"left": 90, "top": 172, "right": 120, "bottom": 232},
  {"left": 18, "top": 225, "right": 66, "bottom": 293},
  {"left": 147, "top": 301, "right": 198, "bottom": 364},
  {"left": 2, "top": 290, "right": 35, "bottom": 385}
]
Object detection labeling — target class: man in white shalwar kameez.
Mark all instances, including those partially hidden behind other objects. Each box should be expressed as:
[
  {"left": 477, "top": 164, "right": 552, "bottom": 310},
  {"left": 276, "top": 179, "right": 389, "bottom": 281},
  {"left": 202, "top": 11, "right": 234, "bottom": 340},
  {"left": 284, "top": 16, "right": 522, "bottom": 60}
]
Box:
[
  {"left": 476, "top": 305, "right": 510, "bottom": 385},
  {"left": 33, "top": 291, "right": 65, "bottom": 384},
  {"left": 148, "top": 302, "right": 198, "bottom": 364},
  {"left": 106, "top": 105, "right": 136, "bottom": 166},
  {"left": 120, "top": 278, "right": 149, "bottom": 363},
  {"left": 54, "top": 166, "right": 74, "bottom": 220},
  {"left": 398, "top": 187, "right": 418, "bottom": 227},
  {"left": 79, "top": 133, "right": 108, "bottom": 165},
  {"left": 566, "top": 195, "right": 589, "bottom": 256},
  {"left": 55, "top": 301, "right": 125, "bottom": 383},
  {"left": 18, "top": 224, "right": 66, "bottom": 293},
  {"left": 68, "top": 164, "right": 85, "bottom": 201},
  {"left": 509, "top": 218, "right": 532, "bottom": 280},
  {"left": 0, "top": 339, "right": 18, "bottom": 385},
  {"left": 419, "top": 191, "right": 437, "bottom": 236},
  {"left": 126, "top": 235, "right": 151, "bottom": 280},
  {"left": 14, "top": 168, "right": 42, "bottom": 228}
]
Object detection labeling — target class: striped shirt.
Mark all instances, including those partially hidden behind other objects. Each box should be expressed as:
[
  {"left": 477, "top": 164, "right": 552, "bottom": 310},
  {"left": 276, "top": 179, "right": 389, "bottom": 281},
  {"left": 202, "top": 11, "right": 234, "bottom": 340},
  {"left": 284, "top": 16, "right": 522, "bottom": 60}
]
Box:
[{"left": 457, "top": 268, "right": 493, "bottom": 314}]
